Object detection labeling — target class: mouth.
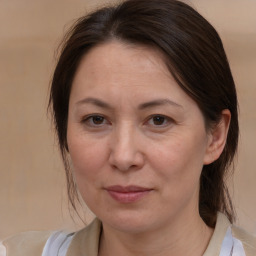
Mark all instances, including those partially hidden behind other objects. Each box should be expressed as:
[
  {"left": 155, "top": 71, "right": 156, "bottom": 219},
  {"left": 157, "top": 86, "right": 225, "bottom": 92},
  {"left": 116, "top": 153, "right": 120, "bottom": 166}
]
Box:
[{"left": 104, "top": 185, "right": 153, "bottom": 203}]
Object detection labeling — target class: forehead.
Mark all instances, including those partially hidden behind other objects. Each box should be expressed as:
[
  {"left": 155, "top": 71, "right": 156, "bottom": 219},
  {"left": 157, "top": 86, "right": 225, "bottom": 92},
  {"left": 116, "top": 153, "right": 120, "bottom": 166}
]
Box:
[
  {"left": 69, "top": 40, "right": 197, "bottom": 111},
  {"left": 77, "top": 40, "right": 169, "bottom": 76},
  {"left": 72, "top": 40, "right": 174, "bottom": 90}
]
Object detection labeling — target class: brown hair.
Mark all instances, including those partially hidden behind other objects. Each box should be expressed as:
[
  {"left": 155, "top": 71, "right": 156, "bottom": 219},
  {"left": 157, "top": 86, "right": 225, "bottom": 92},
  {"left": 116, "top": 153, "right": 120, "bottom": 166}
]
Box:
[{"left": 49, "top": 0, "right": 238, "bottom": 227}]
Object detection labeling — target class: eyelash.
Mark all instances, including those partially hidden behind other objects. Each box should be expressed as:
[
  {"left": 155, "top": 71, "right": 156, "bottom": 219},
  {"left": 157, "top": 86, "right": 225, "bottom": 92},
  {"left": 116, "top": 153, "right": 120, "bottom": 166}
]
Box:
[
  {"left": 145, "top": 114, "right": 173, "bottom": 127},
  {"left": 81, "top": 114, "right": 173, "bottom": 128},
  {"left": 82, "top": 114, "right": 109, "bottom": 127}
]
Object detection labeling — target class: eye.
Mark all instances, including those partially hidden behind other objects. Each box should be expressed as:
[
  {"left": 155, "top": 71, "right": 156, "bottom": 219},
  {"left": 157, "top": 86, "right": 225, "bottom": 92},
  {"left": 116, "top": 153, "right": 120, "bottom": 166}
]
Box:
[
  {"left": 146, "top": 115, "right": 172, "bottom": 127},
  {"left": 151, "top": 116, "right": 166, "bottom": 125},
  {"left": 82, "top": 115, "right": 109, "bottom": 127}
]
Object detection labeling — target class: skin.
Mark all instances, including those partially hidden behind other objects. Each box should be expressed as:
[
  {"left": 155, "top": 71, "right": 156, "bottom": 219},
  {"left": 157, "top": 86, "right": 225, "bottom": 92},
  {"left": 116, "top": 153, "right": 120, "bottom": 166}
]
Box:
[{"left": 67, "top": 41, "right": 230, "bottom": 256}]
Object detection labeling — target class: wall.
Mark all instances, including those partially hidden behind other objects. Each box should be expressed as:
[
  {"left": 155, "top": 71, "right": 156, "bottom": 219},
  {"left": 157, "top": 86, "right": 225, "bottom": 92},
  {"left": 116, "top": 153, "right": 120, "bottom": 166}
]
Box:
[{"left": 0, "top": 0, "right": 255, "bottom": 239}]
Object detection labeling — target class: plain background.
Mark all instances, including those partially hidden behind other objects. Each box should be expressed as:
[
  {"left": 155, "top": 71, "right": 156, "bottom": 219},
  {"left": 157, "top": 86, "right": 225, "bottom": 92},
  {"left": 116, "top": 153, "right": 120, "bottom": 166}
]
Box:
[{"left": 0, "top": 0, "right": 255, "bottom": 239}]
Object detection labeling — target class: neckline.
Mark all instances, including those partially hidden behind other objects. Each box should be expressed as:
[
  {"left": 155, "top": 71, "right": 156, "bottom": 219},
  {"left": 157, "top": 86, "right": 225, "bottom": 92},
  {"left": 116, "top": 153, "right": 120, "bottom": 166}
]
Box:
[{"left": 66, "top": 212, "right": 231, "bottom": 256}]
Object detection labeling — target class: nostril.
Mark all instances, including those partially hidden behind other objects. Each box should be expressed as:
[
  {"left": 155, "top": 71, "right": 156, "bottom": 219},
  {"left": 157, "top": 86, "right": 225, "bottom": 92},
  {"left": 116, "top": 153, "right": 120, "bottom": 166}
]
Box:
[{"left": 109, "top": 150, "right": 145, "bottom": 172}]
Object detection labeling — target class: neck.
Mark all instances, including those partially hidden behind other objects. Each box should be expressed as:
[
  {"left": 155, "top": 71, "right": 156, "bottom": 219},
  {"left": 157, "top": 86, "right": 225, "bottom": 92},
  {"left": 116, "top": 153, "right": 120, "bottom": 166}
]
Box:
[{"left": 98, "top": 211, "right": 214, "bottom": 256}]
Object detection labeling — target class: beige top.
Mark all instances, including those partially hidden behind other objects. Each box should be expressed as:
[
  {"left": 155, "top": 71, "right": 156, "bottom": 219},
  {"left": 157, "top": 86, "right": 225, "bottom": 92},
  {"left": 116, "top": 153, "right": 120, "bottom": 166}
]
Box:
[{"left": 1, "top": 213, "right": 256, "bottom": 255}]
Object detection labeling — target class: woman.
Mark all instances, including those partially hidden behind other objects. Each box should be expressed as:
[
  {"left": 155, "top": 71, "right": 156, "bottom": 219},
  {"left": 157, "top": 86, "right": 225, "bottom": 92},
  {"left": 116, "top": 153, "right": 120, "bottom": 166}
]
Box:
[{"left": 1, "top": 0, "right": 255, "bottom": 255}]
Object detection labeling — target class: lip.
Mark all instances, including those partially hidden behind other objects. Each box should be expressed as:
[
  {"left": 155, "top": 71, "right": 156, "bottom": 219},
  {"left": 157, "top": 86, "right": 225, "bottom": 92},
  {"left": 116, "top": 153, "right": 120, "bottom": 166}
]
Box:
[{"left": 105, "top": 185, "right": 153, "bottom": 203}]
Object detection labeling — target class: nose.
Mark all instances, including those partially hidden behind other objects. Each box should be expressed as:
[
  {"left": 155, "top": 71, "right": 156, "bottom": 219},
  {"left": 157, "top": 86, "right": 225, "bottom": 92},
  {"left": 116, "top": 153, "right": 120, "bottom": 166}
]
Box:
[{"left": 109, "top": 124, "right": 145, "bottom": 172}]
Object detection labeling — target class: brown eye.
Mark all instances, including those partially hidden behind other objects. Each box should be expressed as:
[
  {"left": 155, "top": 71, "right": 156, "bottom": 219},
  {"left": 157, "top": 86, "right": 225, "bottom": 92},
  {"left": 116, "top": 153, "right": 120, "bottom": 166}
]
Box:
[
  {"left": 83, "top": 115, "right": 108, "bottom": 127},
  {"left": 146, "top": 115, "right": 173, "bottom": 128},
  {"left": 91, "top": 116, "right": 105, "bottom": 125},
  {"left": 152, "top": 116, "right": 166, "bottom": 125}
]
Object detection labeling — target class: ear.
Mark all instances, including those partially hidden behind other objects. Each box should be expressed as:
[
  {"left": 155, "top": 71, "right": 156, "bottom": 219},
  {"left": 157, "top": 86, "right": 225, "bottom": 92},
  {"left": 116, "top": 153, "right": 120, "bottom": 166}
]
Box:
[{"left": 203, "top": 109, "right": 231, "bottom": 165}]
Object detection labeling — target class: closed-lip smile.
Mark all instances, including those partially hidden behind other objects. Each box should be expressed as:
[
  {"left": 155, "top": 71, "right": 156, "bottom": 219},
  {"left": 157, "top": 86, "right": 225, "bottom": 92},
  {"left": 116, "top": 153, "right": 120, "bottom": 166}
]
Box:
[{"left": 105, "top": 185, "right": 153, "bottom": 203}]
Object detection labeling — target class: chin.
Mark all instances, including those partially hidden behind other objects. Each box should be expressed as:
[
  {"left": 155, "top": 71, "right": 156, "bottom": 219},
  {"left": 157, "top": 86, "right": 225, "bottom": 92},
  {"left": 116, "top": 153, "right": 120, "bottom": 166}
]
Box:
[{"left": 99, "top": 209, "right": 160, "bottom": 234}]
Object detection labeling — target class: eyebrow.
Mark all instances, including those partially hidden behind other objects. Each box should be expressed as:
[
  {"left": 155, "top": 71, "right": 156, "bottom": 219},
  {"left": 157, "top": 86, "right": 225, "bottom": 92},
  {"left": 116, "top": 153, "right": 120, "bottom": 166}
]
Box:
[
  {"left": 76, "top": 97, "right": 113, "bottom": 109},
  {"left": 138, "top": 99, "right": 183, "bottom": 110},
  {"left": 76, "top": 97, "right": 183, "bottom": 110}
]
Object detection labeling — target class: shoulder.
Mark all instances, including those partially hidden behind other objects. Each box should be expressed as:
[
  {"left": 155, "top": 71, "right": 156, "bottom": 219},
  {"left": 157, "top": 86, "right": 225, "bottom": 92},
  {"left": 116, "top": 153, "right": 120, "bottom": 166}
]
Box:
[
  {"left": 204, "top": 212, "right": 255, "bottom": 256},
  {"left": 1, "top": 231, "right": 53, "bottom": 256},
  {"left": 0, "top": 219, "right": 101, "bottom": 256},
  {"left": 65, "top": 218, "right": 101, "bottom": 256},
  {"left": 231, "top": 225, "right": 256, "bottom": 256}
]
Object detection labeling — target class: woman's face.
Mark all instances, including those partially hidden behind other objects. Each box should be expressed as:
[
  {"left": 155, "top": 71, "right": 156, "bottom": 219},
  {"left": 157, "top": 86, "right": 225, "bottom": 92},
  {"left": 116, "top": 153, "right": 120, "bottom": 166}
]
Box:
[{"left": 67, "top": 41, "right": 213, "bottom": 233}]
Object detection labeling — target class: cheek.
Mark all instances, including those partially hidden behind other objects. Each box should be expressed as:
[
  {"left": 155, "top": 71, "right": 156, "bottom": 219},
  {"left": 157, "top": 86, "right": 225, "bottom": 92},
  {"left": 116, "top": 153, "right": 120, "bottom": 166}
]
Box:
[
  {"left": 67, "top": 134, "right": 109, "bottom": 183},
  {"left": 68, "top": 139, "right": 107, "bottom": 209},
  {"left": 152, "top": 146, "right": 203, "bottom": 216},
  {"left": 151, "top": 133, "right": 207, "bottom": 192}
]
